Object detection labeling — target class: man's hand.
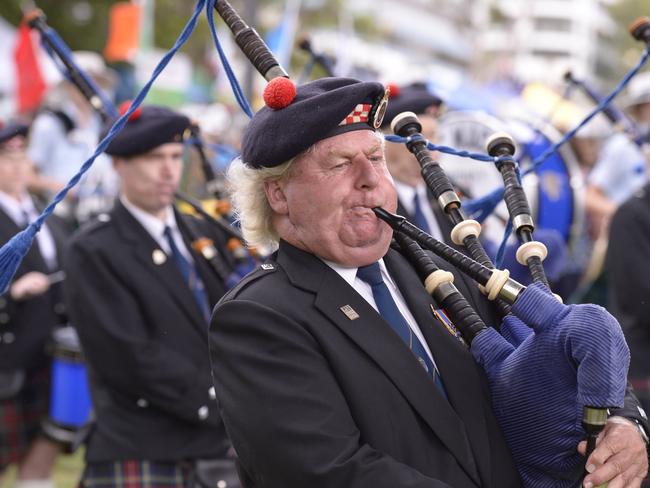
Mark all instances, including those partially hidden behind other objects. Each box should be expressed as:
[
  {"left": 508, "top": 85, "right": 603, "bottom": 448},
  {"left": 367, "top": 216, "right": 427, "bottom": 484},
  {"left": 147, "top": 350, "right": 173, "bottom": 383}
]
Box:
[
  {"left": 579, "top": 416, "right": 649, "bottom": 488},
  {"left": 9, "top": 271, "right": 50, "bottom": 301}
]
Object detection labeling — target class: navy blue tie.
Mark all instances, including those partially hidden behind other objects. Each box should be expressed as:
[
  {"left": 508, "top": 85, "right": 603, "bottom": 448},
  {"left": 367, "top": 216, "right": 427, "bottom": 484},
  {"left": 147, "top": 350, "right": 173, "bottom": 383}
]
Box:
[
  {"left": 412, "top": 192, "right": 431, "bottom": 235},
  {"left": 163, "top": 226, "right": 211, "bottom": 323},
  {"left": 357, "top": 262, "right": 447, "bottom": 397}
]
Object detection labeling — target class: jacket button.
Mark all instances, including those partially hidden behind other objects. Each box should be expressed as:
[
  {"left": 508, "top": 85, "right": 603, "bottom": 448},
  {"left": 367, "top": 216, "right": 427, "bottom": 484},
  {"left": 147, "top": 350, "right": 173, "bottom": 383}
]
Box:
[
  {"left": 198, "top": 405, "right": 209, "bottom": 420},
  {"left": 136, "top": 398, "right": 149, "bottom": 408}
]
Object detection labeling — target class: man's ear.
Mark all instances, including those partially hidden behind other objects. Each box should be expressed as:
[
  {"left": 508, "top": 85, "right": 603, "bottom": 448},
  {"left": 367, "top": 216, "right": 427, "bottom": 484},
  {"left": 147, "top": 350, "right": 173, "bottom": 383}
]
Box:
[{"left": 264, "top": 179, "right": 289, "bottom": 215}]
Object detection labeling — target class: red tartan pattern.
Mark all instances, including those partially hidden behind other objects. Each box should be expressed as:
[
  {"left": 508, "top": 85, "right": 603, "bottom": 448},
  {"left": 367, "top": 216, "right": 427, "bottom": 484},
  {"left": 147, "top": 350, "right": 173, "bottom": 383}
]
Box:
[
  {"left": 80, "top": 460, "right": 191, "bottom": 488},
  {"left": 0, "top": 367, "right": 50, "bottom": 468}
]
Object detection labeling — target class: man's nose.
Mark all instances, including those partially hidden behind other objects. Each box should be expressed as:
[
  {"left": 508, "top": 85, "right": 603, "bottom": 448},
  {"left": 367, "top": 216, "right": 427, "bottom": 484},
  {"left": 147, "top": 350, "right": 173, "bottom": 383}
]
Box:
[
  {"left": 354, "top": 154, "right": 380, "bottom": 189},
  {"left": 160, "top": 157, "right": 176, "bottom": 174}
]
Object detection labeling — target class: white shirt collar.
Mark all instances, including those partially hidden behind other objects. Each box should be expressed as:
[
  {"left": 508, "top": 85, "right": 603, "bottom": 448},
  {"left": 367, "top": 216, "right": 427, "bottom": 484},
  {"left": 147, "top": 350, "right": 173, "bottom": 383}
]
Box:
[
  {"left": 321, "top": 257, "right": 394, "bottom": 288},
  {"left": 120, "top": 194, "right": 177, "bottom": 241},
  {"left": 0, "top": 191, "right": 36, "bottom": 226}
]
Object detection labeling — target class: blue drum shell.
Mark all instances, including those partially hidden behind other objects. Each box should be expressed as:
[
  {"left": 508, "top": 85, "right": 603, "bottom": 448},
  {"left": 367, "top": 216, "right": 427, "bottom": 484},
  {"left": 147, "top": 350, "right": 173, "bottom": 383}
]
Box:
[{"left": 49, "top": 346, "right": 92, "bottom": 428}]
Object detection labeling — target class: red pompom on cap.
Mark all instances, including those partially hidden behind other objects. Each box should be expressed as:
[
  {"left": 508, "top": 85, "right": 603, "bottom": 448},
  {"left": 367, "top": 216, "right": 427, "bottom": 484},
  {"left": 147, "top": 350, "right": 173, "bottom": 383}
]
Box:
[
  {"left": 386, "top": 83, "right": 400, "bottom": 98},
  {"left": 263, "top": 77, "right": 296, "bottom": 110},
  {"left": 118, "top": 100, "right": 142, "bottom": 122}
]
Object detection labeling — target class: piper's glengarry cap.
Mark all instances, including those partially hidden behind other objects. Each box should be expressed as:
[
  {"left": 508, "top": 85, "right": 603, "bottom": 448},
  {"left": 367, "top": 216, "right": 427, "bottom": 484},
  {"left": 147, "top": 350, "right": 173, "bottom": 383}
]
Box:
[
  {"left": 0, "top": 122, "right": 29, "bottom": 145},
  {"left": 103, "top": 105, "right": 191, "bottom": 157},
  {"left": 241, "top": 77, "right": 388, "bottom": 168}
]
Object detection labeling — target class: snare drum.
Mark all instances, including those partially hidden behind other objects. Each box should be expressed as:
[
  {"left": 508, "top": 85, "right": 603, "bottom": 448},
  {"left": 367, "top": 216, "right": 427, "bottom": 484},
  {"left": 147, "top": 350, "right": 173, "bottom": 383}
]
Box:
[
  {"left": 41, "top": 325, "right": 93, "bottom": 451},
  {"left": 435, "top": 110, "right": 584, "bottom": 249}
]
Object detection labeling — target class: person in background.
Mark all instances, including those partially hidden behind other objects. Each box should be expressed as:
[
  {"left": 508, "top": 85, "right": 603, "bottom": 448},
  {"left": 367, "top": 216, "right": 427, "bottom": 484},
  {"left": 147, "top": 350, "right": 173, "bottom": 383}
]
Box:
[
  {"left": 27, "top": 51, "right": 119, "bottom": 224},
  {"left": 586, "top": 72, "right": 650, "bottom": 235},
  {"left": 64, "top": 105, "right": 240, "bottom": 488},
  {"left": 0, "top": 122, "right": 70, "bottom": 488},
  {"left": 606, "top": 173, "right": 650, "bottom": 430}
]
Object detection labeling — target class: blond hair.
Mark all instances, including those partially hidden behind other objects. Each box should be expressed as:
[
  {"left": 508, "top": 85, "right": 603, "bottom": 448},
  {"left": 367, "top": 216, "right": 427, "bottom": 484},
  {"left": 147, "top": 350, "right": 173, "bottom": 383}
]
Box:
[{"left": 227, "top": 157, "right": 295, "bottom": 250}]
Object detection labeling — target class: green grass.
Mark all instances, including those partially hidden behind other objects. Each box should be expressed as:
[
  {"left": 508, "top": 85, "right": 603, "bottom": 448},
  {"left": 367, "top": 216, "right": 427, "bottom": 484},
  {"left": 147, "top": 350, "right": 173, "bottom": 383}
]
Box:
[{"left": 1, "top": 449, "right": 84, "bottom": 488}]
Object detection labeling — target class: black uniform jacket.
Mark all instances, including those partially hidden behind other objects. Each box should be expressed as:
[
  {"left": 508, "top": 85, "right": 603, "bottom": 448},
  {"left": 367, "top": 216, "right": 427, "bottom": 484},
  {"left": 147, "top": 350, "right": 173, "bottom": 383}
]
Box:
[
  {"left": 65, "top": 200, "right": 232, "bottom": 462},
  {"left": 0, "top": 206, "right": 69, "bottom": 371},
  {"left": 607, "top": 183, "right": 650, "bottom": 378},
  {"left": 209, "top": 240, "right": 522, "bottom": 488}
]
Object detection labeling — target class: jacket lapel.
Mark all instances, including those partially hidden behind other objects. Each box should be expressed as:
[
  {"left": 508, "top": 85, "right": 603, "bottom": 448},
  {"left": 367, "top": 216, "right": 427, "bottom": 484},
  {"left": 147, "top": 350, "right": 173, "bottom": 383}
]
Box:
[
  {"left": 277, "top": 242, "right": 481, "bottom": 485},
  {"left": 385, "top": 250, "right": 492, "bottom": 487},
  {"left": 112, "top": 202, "right": 207, "bottom": 336}
]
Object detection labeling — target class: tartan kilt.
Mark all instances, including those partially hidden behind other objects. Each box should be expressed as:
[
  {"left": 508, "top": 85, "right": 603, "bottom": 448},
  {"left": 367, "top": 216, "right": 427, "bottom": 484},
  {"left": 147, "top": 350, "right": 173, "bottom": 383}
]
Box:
[
  {"left": 80, "top": 460, "right": 192, "bottom": 488},
  {"left": 0, "top": 366, "right": 50, "bottom": 468}
]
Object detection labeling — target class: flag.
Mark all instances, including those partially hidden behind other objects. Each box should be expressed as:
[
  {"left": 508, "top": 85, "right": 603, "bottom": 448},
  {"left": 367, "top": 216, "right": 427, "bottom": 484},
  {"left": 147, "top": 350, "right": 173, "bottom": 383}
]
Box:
[
  {"left": 104, "top": 2, "right": 141, "bottom": 63},
  {"left": 13, "top": 22, "right": 46, "bottom": 114}
]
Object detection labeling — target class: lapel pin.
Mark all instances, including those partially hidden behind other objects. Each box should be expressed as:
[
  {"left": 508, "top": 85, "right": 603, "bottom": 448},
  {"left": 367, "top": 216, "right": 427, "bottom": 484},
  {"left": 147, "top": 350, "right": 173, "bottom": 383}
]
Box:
[
  {"left": 152, "top": 249, "right": 167, "bottom": 265},
  {"left": 261, "top": 264, "right": 275, "bottom": 270},
  {"left": 340, "top": 304, "right": 359, "bottom": 320}
]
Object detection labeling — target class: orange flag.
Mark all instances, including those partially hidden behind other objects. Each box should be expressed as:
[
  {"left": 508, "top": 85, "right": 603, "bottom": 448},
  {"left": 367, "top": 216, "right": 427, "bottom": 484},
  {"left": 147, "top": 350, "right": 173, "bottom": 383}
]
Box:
[
  {"left": 13, "top": 22, "right": 46, "bottom": 114},
  {"left": 104, "top": 2, "right": 141, "bottom": 63}
]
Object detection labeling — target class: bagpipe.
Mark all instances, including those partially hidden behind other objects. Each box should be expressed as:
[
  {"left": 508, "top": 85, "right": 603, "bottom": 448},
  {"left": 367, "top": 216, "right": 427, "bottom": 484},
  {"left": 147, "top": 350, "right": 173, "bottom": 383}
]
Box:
[
  {"left": 563, "top": 70, "right": 642, "bottom": 145},
  {"left": 435, "top": 110, "right": 583, "bottom": 259},
  {"left": 562, "top": 15, "right": 650, "bottom": 148},
  {"left": 381, "top": 111, "right": 628, "bottom": 487},
  {"left": 210, "top": 2, "right": 645, "bottom": 485},
  {"left": 24, "top": 9, "right": 118, "bottom": 123}
]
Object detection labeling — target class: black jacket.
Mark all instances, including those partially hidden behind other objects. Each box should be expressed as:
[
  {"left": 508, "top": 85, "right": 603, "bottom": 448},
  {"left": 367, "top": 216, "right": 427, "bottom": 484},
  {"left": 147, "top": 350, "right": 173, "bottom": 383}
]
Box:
[
  {"left": 607, "top": 183, "right": 650, "bottom": 378},
  {"left": 64, "top": 200, "right": 233, "bottom": 462},
  {"left": 209, "top": 240, "right": 521, "bottom": 488},
  {"left": 0, "top": 206, "right": 69, "bottom": 371}
]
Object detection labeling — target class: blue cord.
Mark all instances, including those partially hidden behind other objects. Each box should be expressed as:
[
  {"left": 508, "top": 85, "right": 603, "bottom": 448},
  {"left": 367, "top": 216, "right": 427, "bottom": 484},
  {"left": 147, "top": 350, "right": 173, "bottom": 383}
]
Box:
[
  {"left": 205, "top": 0, "right": 254, "bottom": 118},
  {"left": 39, "top": 26, "right": 118, "bottom": 118},
  {"left": 0, "top": 0, "right": 206, "bottom": 294},
  {"left": 384, "top": 134, "right": 496, "bottom": 163}
]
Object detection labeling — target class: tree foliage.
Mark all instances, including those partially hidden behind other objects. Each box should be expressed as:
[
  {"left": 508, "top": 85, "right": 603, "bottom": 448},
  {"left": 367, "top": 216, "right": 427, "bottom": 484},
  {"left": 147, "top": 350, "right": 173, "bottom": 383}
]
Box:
[{"left": 608, "top": 0, "right": 650, "bottom": 70}]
